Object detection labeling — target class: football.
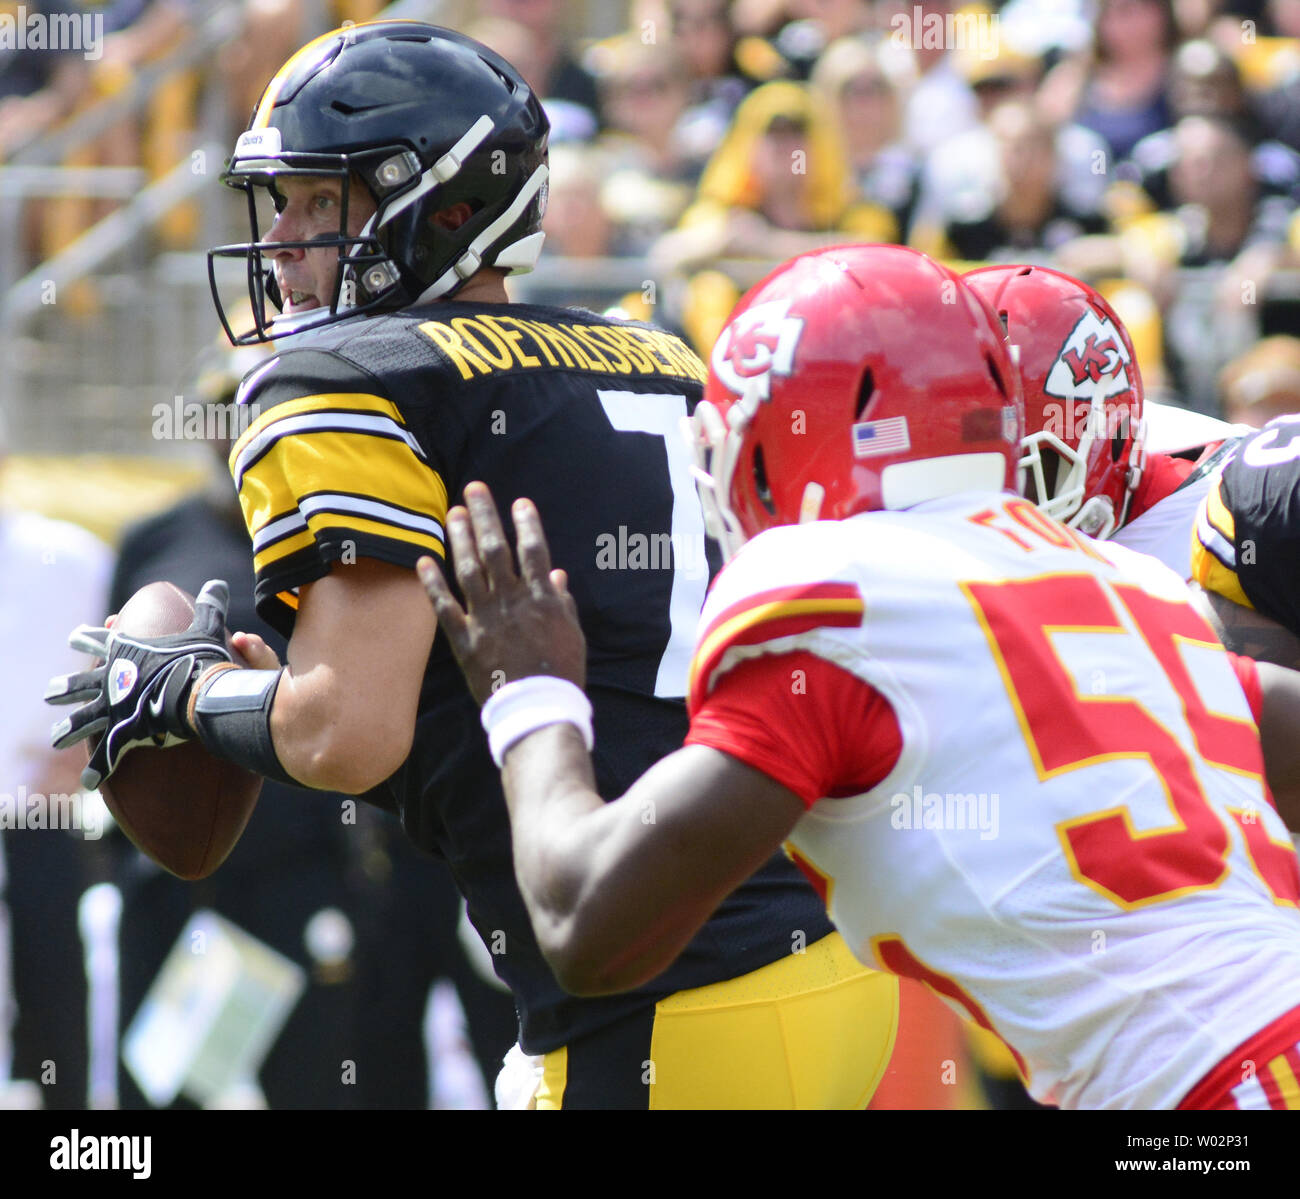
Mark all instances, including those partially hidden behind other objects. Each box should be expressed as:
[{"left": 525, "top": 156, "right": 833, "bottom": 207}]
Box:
[{"left": 91, "top": 581, "right": 263, "bottom": 880}]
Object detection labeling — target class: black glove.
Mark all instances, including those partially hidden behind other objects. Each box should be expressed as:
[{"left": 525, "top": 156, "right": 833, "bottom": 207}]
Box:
[{"left": 45, "top": 579, "right": 233, "bottom": 789}]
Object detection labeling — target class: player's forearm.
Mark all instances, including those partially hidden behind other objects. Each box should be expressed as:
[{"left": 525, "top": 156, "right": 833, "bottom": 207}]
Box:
[
  {"left": 502, "top": 728, "right": 737, "bottom": 996},
  {"left": 258, "top": 559, "right": 433, "bottom": 794},
  {"left": 1196, "top": 587, "right": 1300, "bottom": 671},
  {"left": 1255, "top": 662, "right": 1300, "bottom": 832},
  {"left": 268, "top": 662, "right": 413, "bottom": 794}
]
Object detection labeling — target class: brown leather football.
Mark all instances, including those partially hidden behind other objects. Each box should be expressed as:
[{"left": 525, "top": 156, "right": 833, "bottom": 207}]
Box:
[{"left": 92, "top": 581, "right": 263, "bottom": 880}]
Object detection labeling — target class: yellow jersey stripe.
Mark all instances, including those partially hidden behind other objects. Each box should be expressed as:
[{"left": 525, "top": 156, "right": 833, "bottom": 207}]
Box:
[
  {"left": 1191, "top": 477, "right": 1253, "bottom": 609},
  {"left": 1267, "top": 1054, "right": 1300, "bottom": 1109},
  {"left": 235, "top": 391, "right": 406, "bottom": 454},
  {"left": 1204, "top": 476, "right": 1237, "bottom": 544},
  {"left": 251, "top": 514, "right": 445, "bottom": 575},
  {"left": 230, "top": 391, "right": 410, "bottom": 478},
  {"left": 1189, "top": 543, "right": 1253, "bottom": 610},
  {"left": 307, "top": 511, "right": 444, "bottom": 553},
  {"left": 238, "top": 429, "right": 448, "bottom": 545},
  {"left": 251, "top": 527, "right": 317, "bottom": 574}
]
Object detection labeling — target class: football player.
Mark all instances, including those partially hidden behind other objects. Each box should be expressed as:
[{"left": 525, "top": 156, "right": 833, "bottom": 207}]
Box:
[
  {"left": 422, "top": 243, "right": 1300, "bottom": 1110},
  {"left": 47, "top": 22, "right": 896, "bottom": 1109},
  {"left": 963, "top": 264, "right": 1238, "bottom": 580},
  {"left": 963, "top": 265, "right": 1300, "bottom": 671},
  {"left": 1190, "top": 418, "right": 1300, "bottom": 669}
]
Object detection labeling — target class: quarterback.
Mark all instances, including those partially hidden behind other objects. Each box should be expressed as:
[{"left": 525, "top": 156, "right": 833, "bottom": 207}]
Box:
[
  {"left": 423, "top": 244, "right": 1300, "bottom": 1110},
  {"left": 47, "top": 22, "right": 896, "bottom": 1109}
]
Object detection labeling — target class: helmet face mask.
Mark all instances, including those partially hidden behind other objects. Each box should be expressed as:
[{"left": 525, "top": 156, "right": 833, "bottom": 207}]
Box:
[
  {"left": 692, "top": 244, "right": 1024, "bottom": 560},
  {"left": 964, "top": 264, "right": 1145, "bottom": 541},
  {"left": 208, "top": 21, "right": 550, "bottom": 345},
  {"left": 211, "top": 155, "right": 396, "bottom": 344},
  {"left": 1021, "top": 415, "right": 1100, "bottom": 532}
]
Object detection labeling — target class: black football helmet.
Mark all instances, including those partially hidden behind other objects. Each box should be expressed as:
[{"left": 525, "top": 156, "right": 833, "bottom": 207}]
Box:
[{"left": 209, "top": 20, "right": 550, "bottom": 344}]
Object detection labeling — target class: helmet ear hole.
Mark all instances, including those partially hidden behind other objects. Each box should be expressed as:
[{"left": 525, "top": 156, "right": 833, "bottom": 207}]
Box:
[
  {"left": 855, "top": 367, "right": 876, "bottom": 420},
  {"left": 1112, "top": 412, "right": 1128, "bottom": 462},
  {"left": 984, "top": 352, "right": 1009, "bottom": 400},
  {"left": 752, "top": 444, "right": 776, "bottom": 515}
]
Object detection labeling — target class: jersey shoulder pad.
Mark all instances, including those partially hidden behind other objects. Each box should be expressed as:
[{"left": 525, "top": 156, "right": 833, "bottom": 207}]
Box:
[
  {"left": 234, "top": 345, "right": 391, "bottom": 415},
  {"left": 1193, "top": 420, "right": 1300, "bottom": 633},
  {"left": 689, "top": 525, "right": 867, "bottom": 710}
]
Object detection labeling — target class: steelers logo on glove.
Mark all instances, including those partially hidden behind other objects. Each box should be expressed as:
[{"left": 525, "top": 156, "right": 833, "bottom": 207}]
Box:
[{"left": 45, "top": 579, "right": 233, "bottom": 790}]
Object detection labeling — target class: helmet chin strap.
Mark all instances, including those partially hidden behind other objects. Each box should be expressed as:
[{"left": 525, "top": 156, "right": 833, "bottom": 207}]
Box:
[
  {"left": 421, "top": 163, "right": 550, "bottom": 300},
  {"left": 1122, "top": 413, "right": 1148, "bottom": 517},
  {"left": 798, "top": 482, "right": 825, "bottom": 523},
  {"left": 687, "top": 403, "right": 748, "bottom": 561},
  {"left": 267, "top": 308, "right": 328, "bottom": 338},
  {"left": 1071, "top": 496, "right": 1117, "bottom": 540}
]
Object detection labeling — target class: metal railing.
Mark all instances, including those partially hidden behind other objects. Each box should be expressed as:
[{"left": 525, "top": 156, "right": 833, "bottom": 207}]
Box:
[
  {"left": 4, "top": 6, "right": 245, "bottom": 171},
  {"left": 1, "top": 145, "right": 225, "bottom": 333}
]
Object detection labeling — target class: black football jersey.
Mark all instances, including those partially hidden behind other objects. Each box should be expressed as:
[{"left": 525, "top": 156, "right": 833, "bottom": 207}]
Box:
[
  {"left": 1192, "top": 419, "right": 1300, "bottom": 636},
  {"left": 229, "top": 301, "right": 833, "bottom": 1051}
]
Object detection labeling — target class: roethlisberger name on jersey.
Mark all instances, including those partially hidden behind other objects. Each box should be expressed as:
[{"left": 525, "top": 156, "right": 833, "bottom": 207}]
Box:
[{"left": 418, "top": 314, "right": 707, "bottom": 384}]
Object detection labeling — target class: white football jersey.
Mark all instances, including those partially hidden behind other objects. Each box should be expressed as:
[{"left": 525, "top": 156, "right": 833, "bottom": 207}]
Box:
[
  {"left": 1110, "top": 439, "right": 1245, "bottom": 579},
  {"left": 1111, "top": 469, "right": 1215, "bottom": 579},
  {"left": 690, "top": 491, "right": 1300, "bottom": 1109}
]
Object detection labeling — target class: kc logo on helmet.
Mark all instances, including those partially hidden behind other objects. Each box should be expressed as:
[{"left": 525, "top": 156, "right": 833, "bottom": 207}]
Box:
[
  {"left": 711, "top": 300, "right": 805, "bottom": 402},
  {"left": 1044, "top": 309, "right": 1132, "bottom": 401}
]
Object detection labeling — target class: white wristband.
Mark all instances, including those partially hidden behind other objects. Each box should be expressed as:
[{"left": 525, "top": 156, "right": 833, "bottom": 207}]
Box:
[{"left": 481, "top": 676, "right": 594, "bottom": 768}]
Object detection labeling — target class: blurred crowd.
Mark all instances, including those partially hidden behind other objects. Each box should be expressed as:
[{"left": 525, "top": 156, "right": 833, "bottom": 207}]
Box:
[
  {"left": 553, "top": 0, "right": 1300, "bottom": 421},
  {"left": 4, "top": 0, "right": 1300, "bottom": 417}
]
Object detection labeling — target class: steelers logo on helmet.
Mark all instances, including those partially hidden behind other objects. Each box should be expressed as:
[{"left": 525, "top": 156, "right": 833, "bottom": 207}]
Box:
[{"left": 208, "top": 21, "right": 551, "bottom": 345}]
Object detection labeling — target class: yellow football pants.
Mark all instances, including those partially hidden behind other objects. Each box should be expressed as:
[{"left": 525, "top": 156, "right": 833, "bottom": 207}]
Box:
[{"left": 536, "top": 932, "right": 898, "bottom": 1109}]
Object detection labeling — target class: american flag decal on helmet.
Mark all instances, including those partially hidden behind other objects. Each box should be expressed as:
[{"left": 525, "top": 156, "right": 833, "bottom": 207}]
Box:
[{"left": 852, "top": 416, "right": 910, "bottom": 458}]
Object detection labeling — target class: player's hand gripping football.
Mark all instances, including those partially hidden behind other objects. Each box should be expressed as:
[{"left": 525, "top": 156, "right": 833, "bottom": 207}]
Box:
[
  {"left": 44, "top": 579, "right": 234, "bottom": 789},
  {"left": 418, "top": 482, "right": 586, "bottom": 706}
]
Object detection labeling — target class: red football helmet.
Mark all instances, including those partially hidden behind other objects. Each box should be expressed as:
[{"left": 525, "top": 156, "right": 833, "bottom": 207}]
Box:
[
  {"left": 690, "top": 244, "right": 1023, "bottom": 558},
  {"left": 963, "top": 264, "right": 1146, "bottom": 540}
]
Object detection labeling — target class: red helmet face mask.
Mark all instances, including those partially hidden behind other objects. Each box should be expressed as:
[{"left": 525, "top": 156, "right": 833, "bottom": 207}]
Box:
[
  {"left": 963, "top": 264, "right": 1146, "bottom": 540},
  {"left": 690, "top": 244, "right": 1024, "bottom": 559}
]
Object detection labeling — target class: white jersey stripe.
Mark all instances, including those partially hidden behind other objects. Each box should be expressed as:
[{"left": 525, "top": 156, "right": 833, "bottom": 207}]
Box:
[{"left": 233, "top": 410, "right": 427, "bottom": 486}]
